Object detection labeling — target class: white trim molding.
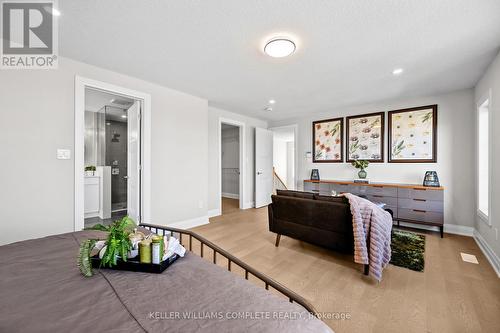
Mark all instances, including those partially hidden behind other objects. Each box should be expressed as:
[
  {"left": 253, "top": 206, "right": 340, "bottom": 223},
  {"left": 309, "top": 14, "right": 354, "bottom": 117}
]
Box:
[
  {"left": 167, "top": 216, "right": 209, "bottom": 230},
  {"left": 207, "top": 209, "right": 221, "bottom": 218},
  {"left": 473, "top": 229, "right": 500, "bottom": 278},
  {"left": 243, "top": 201, "right": 255, "bottom": 209},
  {"left": 443, "top": 224, "right": 474, "bottom": 237},
  {"left": 222, "top": 192, "right": 239, "bottom": 199},
  {"left": 74, "top": 76, "right": 152, "bottom": 231}
]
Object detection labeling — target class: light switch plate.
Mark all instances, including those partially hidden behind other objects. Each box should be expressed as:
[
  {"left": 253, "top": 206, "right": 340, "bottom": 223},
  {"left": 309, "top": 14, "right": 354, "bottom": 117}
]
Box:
[{"left": 57, "top": 149, "right": 71, "bottom": 160}]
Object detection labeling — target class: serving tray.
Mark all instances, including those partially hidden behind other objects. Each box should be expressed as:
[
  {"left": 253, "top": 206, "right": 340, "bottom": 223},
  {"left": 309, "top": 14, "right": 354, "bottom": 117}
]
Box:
[{"left": 91, "top": 253, "right": 179, "bottom": 274}]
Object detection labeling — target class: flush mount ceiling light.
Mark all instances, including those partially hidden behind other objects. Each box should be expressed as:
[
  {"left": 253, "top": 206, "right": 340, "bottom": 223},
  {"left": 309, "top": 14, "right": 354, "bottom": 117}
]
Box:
[
  {"left": 392, "top": 68, "right": 404, "bottom": 76},
  {"left": 269, "top": 99, "right": 276, "bottom": 104},
  {"left": 264, "top": 38, "right": 296, "bottom": 58}
]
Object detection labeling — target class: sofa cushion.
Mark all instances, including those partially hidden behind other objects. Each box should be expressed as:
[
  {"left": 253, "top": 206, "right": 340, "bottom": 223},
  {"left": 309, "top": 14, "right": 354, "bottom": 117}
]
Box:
[{"left": 276, "top": 189, "right": 315, "bottom": 200}]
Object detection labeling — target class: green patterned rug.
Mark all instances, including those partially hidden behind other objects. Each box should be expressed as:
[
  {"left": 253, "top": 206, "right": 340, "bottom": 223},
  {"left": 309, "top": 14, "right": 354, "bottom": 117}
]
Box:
[{"left": 390, "top": 230, "right": 425, "bottom": 272}]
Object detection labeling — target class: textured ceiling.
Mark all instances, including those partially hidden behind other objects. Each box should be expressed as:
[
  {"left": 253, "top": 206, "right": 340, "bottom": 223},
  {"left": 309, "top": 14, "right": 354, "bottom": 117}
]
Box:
[{"left": 60, "top": 0, "right": 500, "bottom": 121}]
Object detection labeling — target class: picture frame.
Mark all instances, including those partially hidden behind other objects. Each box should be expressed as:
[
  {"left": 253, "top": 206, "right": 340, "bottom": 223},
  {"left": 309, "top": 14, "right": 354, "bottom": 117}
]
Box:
[
  {"left": 388, "top": 105, "right": 437, "bottom": 163},
  {"left": 312, "top": 117, "right": 343, "bottom": 163},
  {"left": 346, "top": 112, "right": 384, "bottom": 162}
]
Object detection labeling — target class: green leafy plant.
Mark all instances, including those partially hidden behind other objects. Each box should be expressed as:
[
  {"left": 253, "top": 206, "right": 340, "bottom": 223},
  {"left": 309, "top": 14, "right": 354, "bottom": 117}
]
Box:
[
  {"left": 78, "top": 239, "right": 97, "bottom": 277},
  {"left": 351, "top": 160, "right": 369, "bottom": 170},
  {"left": 78, "top": 216, "right": 137, "bottom": 277},
  {"left": 85, "top": 165, "right": 97, "bottom": 172},
  {"left": 100, "top": 217, "right": 136, "bottom": 268}
]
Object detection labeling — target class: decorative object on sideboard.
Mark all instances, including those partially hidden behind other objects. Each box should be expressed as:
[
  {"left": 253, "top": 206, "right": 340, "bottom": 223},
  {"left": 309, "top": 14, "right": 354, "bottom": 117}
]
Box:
[
  {"left": 423, "top": 171, "right": 440, "bottom": 187},
  {"left": 388, "top": 105, "right": 437, "bottom": 163},
  {"left": 310, "top": 169, "right": 320, "bottom": 180},
  {"left": 351, "top": 160, "right": 369, "bottom": 179},
  {"left": 312, "top": 117, "right": 344, "bottom": 163},
  {"left": 84, "top": 165, "right": 96, "bottom": 176},
  {"left": 346, "top": 112, "right": 385, "bottom": 162}
]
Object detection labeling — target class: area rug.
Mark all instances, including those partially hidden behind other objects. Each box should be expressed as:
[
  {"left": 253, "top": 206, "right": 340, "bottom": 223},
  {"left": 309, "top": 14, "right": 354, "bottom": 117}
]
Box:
[{"left": 390, "top": 230, "right": 425, "bottom": 272}]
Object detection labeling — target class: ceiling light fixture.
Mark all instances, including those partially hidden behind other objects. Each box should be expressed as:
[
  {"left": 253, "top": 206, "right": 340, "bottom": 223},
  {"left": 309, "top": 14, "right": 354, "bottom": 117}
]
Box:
[
  {"left": 392, "top": 68, "right": 404, "bottom": 76},
  {"left": 269, "top": 99, "right": 276, "bottom": 104},
  {"left": 264, "top": 38, "right": 296, "bottom": 58},
  {"left": 121, "top": 115, "right": 127, "bottom": 119}
]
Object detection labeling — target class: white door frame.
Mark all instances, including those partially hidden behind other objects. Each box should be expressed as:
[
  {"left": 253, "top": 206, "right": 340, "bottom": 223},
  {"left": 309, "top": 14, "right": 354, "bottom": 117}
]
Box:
[
  {"left": 269, "top": 124, "right": 298, "bottom": 190},
  {"left": 74, "top": 76, "right": 152, "bottom": 231},
  {"left": 218, "top": 117, "right": 246, "bottom": 214}
]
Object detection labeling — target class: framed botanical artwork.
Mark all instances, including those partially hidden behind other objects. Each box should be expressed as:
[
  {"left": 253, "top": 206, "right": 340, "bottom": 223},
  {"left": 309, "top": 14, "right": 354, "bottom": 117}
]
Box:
[
  {"left": 388, "top": 105, "right": 437, "bottom": 163},
  {"left": 346, "top": 112, "right": 384, "bottom": 162},
  {"left": 312, "top": 117, "right": 343, "bottom": 163}
]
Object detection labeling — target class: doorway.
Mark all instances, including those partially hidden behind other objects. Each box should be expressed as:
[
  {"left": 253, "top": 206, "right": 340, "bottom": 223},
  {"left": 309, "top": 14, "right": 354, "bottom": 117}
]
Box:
[
  {"left": 75, "top": 77, "right": 151, "bottom": 231},
  {"left": 218, "top": 118, "right": 245, "bottom": 215},
  {"left": 270, "top": 125, "right": 297, "bottom": 190}
]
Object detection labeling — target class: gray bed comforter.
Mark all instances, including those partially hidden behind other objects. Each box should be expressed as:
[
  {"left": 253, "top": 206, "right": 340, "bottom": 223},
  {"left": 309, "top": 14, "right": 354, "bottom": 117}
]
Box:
[{"left": 0, "top": 230, "right": 332, "bottom": 333}]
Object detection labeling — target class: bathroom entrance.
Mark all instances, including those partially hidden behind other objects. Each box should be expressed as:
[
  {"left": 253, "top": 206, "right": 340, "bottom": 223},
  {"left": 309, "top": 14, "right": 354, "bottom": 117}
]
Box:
[{"left": 83, "top": 88, "right": 141, "bottom": 227}]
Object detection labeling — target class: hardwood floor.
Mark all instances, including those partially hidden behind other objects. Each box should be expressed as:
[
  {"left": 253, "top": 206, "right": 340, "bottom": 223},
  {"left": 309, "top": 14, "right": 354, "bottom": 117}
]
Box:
[{"left": 191, "top": 205, "right": 500, "bottom": 333}]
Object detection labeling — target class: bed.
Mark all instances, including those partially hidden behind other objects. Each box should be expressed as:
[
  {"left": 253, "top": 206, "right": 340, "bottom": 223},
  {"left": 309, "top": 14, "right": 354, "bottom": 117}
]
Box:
[{"left": 0, "top": 224, "right": 332, "bottom": 333}]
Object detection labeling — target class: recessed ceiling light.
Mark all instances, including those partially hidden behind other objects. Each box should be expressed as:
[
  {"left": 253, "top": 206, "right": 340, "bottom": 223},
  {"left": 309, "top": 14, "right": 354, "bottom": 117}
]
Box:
[
  {"left": 121, "top": 115, "right": 127, "bottom": 119},
  {"left": 264, "top": 38, "right": 296, "bottom": 58},
  {"left": 392, "top": 68, "right": 404, "bottom": 75},
  {"left": 269, "top": 99, "right": 276, "bottom": 104}
]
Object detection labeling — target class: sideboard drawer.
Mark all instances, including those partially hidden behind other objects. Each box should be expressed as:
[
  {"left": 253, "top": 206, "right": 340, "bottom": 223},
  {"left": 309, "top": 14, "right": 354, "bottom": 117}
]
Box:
[
  {"left": 398, "top": 188, "right": 443, "bottom": 201},
  {"left": 366, "top": 195, "right": 398, "bottom": 206},
  {"left": 366, "top": 185, "right": 398, "bottom": 197},
  {"left": 304, "top": 182, "right": 318, "bottom": 192},
  {"left": 331, "top": 183, "right": 351, "bottom": 194},
  {"left": 398, "top": 198, "right": 443, "bottom": 213},
  {"left": 398, "top": 208, "right": 443, "bottom": 225}
]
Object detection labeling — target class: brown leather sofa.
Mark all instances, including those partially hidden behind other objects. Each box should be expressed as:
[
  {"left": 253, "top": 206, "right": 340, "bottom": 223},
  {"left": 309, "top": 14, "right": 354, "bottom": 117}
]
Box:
[{"left": 268, "top": 190, "right": 354, "bottom": 253}]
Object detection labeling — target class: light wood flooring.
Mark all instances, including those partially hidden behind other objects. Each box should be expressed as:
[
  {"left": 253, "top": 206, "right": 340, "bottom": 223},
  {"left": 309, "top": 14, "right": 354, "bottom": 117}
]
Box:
[{"left": 191, "top": 198, "right": 500, "bottom": 333}]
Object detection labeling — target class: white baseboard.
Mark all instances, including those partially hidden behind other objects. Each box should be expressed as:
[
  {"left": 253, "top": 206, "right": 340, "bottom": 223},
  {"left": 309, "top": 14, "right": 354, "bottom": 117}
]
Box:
[
  {"left": 222, "top": 192, "right": 239, "bottom": 199},
  {"left": 444, "top": 224, "right": 474, "bottom": 237},
  {"left": 395, "top": 222, "right": 474, "bottom": 237},
  {"left": 242, "top": 201, "right": 255, "bottom": 209},
  {"left": 208, "top": 209, "right": 221, "bottom": 218},
  {"left": 473, "top": 230, "right": 500, "bottom": 278},
  {"left": 167, "top": 215, "right": 209, "bottom": 230}
]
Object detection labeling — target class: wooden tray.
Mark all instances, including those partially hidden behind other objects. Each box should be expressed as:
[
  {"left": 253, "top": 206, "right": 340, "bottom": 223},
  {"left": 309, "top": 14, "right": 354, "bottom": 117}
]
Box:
[{"left": 91, "top": 253, "right": 179, "bottom": 273}]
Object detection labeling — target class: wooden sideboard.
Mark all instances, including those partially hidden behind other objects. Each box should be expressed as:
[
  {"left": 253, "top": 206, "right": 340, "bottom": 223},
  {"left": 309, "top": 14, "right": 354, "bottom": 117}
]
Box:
[{"left": 303, "top": 180, "right": 445, "bottom": 237}]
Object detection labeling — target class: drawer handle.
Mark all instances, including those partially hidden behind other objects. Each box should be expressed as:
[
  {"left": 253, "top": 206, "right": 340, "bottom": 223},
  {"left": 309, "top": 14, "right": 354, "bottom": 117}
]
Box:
[
  {"left": 373, "top": 185, "right": 384, "bottom": 188},
  {"left": 413, "top": 198, "right": 426, "bottom": 202},
  {"left": 413, "top": 188, "right": 426, "bottom": 191},
  {"left": 413, "top": 209, "right": 427, "bottom": 213},
  {"left": 373, "top": 195, "right": 384, "bottom": 198}
]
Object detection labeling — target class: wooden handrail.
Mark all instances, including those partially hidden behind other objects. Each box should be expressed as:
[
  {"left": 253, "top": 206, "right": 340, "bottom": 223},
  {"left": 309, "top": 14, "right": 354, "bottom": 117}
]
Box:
[
  {"left": 139, "top": 223, "right": 317, "bottom": 315},
  {"left": 273, "top": 167, "right": 288, "bottom": 190}
]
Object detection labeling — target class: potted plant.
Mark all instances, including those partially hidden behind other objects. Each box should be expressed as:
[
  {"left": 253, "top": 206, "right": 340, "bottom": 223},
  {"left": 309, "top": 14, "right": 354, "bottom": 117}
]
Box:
[
  {"left": 85, "top": 165, "right": 96, "bottom": 176},
  {"left": 351, "top": 160, "right": 369, "bottom": 179}
]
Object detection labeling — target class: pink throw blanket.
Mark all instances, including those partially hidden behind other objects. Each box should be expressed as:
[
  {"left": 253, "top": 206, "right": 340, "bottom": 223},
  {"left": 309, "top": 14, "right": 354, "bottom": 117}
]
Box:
[{"left": 342, "top": 193, "right": 392, "bottom": 281}]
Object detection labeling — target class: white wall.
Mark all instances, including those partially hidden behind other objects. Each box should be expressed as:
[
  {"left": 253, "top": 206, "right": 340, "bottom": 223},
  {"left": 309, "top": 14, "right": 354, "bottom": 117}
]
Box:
[
  {"left": 221, "top": 126, "right": 239, "bottom": 197},
  {"left": 0, "top": 57, "right": 208, "bottom": 245},
  {"left": 475, "top": 50, "right": 500, "bottom": 260},
  {"left": 270, "top": 89, "right": 475, "bottom": 228},
  {"left": 208, "top": 106, "right": 267, "bottom": 214},
  {"left": 286, "top": 141, "right": 295, "bottom": 189}
]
